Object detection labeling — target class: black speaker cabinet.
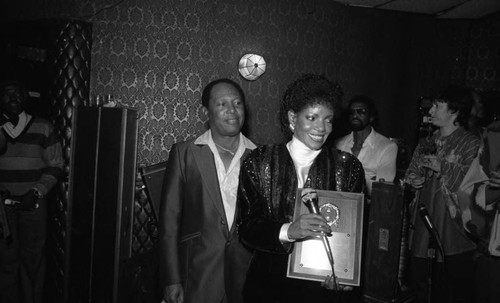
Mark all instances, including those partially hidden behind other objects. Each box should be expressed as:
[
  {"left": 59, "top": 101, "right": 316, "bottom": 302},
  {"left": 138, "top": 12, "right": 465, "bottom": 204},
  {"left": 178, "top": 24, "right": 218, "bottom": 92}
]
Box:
[
  {"left": 363, "top": 181, "right": 413, "bottom": 303},
  {"left": 64, "top": 107, "right": 138, "bottom": 303}
]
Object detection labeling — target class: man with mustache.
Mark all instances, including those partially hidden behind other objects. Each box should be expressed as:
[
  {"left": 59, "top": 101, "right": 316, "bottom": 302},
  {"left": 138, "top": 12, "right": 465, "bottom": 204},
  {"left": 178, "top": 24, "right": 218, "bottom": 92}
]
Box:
[
  {"left": 158, "top": 78, "right": 256, "bottom": 303},
  {"left": 335, "top": 95, "right": 398, "bottom": 195}
]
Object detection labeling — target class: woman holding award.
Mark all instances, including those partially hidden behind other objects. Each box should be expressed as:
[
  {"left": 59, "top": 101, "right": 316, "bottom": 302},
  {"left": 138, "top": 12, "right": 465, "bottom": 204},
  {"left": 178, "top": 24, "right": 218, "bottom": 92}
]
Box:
[{"left": 237, "top": 74, "right": 365, "bottom": 303}]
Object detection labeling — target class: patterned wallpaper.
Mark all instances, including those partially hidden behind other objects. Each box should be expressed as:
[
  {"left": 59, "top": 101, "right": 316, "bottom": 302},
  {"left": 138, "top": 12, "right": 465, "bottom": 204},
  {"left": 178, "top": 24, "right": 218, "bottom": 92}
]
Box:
[
  {"left": 88, "top": 0, "right": 370, "bottom": 165},
  {"left": 84, "top": 0, "right": 457, "bottom": 165},
  {"left": 466, "top": 17, "right": 500, "bottom": 91},
  {"left": 3, "top": 0, "right": 500, "bottom": 166}
]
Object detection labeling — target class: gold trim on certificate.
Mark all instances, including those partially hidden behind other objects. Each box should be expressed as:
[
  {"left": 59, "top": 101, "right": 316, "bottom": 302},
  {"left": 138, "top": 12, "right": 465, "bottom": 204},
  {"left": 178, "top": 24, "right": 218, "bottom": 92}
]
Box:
[{"left": 287, "top": 189, "right": 365, "bottom": 286}]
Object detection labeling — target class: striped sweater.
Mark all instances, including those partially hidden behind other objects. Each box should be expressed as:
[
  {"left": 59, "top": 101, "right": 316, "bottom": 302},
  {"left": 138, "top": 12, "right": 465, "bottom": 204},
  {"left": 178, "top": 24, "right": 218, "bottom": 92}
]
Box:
[{"left": 0, "top": 116, "right": 63, "bottom": 197}]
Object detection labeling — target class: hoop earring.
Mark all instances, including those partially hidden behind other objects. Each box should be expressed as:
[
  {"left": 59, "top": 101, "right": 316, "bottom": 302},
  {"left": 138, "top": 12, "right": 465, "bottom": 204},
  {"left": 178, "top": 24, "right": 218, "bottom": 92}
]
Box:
[{"left": 289, "top": 124, "right": 295, "bottom": 132}]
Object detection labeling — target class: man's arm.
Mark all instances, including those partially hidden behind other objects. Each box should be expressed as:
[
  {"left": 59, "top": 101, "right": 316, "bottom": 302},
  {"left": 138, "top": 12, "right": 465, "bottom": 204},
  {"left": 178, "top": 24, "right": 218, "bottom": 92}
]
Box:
[
  {"left": 0, "top": 113, "right": 8, "bottom": 154},
  {"left": 37, "top": 122, "right": 63, "bottom": 195},
  {"left": 376, "top": 142, "right": 398, "bottom": 183},
  {"left": 485, "top": 171, "right": 500, "bottom": 208},
  {"left": 158, "top": 144, "right": 185, "bottom": 301},
  {"left": 0, "top": 130, "right": 6, "bottom": 154}
]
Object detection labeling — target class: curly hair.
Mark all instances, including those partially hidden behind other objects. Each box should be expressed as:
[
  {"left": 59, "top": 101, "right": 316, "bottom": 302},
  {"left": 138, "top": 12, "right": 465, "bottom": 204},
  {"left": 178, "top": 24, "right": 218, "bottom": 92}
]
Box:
[{"left": 279, "top": 74, "right": 343, "bottom": 139}]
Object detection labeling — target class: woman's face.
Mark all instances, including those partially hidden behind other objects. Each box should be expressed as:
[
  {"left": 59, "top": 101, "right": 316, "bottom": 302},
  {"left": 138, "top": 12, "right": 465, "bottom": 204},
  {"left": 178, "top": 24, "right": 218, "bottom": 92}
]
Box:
[{"left": 288, "top": 103, "right": 334, "bottom": 150}]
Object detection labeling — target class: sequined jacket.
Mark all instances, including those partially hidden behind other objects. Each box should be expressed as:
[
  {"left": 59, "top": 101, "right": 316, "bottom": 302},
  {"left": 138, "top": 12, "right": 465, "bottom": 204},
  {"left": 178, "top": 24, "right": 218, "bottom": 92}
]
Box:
[{"left": 237, "top": 144, "right": 364, "bottom": 281}]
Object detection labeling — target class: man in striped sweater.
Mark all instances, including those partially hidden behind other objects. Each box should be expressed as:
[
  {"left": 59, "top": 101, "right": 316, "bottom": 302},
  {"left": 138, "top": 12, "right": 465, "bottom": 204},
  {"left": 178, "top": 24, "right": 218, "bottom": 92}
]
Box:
[{"left": 0, "top": 81, "right": 63, "bottom": 303}]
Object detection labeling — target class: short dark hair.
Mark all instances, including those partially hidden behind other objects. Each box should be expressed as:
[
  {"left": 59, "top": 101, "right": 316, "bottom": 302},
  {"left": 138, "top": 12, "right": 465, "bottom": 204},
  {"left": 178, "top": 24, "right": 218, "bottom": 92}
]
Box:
[
  {"left": 348, "top": 95, "right": 378, "bottom": 125},
  {"left": 279, "top": 73, "right": 343, "bottom": 139},
  {"left": 435, "top": 85, "right": 473, "bottom": 127},
  {"left": 201, "top": 78, "right": 245, "bottom": 108}
]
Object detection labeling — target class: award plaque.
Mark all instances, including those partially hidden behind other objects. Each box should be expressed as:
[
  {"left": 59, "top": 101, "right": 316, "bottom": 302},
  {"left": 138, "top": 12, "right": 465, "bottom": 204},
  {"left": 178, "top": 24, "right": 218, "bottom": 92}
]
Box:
[{"left": 287, "top": 189, "right": 365, "bottom": 286}]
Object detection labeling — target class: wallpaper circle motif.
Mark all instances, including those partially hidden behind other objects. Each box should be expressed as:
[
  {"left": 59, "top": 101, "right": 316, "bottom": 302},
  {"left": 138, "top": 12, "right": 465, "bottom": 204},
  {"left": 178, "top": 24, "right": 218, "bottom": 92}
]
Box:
[{"left": 86, "top": 0, "right": 500, "bottom": 167}]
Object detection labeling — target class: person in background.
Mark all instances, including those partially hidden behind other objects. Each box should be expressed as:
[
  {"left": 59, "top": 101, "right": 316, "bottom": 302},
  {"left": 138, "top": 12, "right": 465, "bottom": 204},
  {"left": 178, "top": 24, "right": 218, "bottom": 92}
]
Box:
[
  {"left": 458, "top": 93, "right": 500, "bottom": 303},
  {"left": 0, "top": 80, "right": 63, "bottom": 303},
  {"left": 158, "top": 78, "right": 257, "bottom": 303},
  {"left": 405, "top": 85, "right": 480, "bottom": 303},
  {"left": 335, "top": 95, "right": 398, "bottom": 196},
  {"left": 237, "top": 74, "right": 364, "bottom": 303},
  {"left": 467, "top": 89, "right": 487, "bottom": 138}
]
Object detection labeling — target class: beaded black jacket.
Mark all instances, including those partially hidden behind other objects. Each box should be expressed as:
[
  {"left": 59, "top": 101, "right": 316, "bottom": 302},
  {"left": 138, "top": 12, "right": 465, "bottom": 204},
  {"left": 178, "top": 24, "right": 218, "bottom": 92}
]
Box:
[{"left": 237, "top": 144, "right": 365, "bottom": 256}]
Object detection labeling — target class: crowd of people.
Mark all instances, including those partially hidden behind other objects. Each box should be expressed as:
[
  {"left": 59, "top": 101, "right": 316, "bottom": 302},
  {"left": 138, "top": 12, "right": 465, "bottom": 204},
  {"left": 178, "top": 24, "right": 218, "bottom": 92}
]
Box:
[
  {"left": 1, "top": 74, "right": 498, "bottom": 303},
  {"left": 157, "top": 75, "right": 499, "bottom": 303}
]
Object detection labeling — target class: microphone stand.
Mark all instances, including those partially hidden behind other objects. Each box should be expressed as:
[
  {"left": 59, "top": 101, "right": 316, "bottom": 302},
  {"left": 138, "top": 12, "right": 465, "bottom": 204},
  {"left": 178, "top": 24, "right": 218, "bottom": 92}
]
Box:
[
  {"left": 303, "top": 195, "right": 338, "bottom": 290},
  {"left": 418, "top": 203, "right": 444, "bottom": 303},
  {"left": 0, "top": 191, "right": 12, "bottom": 244}
]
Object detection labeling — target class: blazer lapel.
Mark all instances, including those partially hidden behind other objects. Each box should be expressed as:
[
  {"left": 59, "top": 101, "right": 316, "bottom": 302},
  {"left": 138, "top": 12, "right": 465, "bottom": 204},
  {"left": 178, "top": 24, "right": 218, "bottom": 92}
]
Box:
[{"left": 191, "top": 144, "right": 226, "bottom": 220}]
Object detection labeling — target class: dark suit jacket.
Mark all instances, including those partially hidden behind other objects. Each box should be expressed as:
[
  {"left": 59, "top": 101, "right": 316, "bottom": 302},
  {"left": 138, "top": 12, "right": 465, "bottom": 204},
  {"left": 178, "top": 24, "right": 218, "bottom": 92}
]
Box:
[{"left": 158, "top": 138, "right": 253, "bottom": 303}]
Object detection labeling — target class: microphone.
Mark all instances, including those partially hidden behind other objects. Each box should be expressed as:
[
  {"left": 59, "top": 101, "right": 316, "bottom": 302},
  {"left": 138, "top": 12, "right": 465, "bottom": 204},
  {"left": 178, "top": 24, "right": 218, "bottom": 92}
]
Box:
[
  {"left": 304, "top": 195, "right": 321, "bottom": 215},
  {"left": 303, "top": 193, "right": 337, "bottom": 288},
  {"left": 417, "top": 203, "right": 444, "bottom": 258},
  {"left": 418, "top": 203, "right": 435, "bottom": 233}
]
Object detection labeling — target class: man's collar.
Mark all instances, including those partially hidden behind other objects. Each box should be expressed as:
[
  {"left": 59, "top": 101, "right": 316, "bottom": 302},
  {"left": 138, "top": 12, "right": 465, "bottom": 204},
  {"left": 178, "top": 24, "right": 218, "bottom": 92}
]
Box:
[
  {"left": 2, "top": 112, "right": 31, "bottom": 139},
  {"left": 3, "top": 113, "right": 19, "bottom": 126},
  {"left": 364, "top": 127, "right": 377, "bottom": 147},
  {"left": 352, "top": 126, "right": 375, "bottom": 146},
  {"left": 194, "top": 129, "right": 256, "bottom": 150}
]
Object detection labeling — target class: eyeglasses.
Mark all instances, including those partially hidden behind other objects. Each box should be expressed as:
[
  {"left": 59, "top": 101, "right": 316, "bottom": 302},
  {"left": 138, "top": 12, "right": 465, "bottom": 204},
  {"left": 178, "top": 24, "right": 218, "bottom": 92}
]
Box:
[{"left": 348, "top": 108, "right": 368, "bottom": 116}]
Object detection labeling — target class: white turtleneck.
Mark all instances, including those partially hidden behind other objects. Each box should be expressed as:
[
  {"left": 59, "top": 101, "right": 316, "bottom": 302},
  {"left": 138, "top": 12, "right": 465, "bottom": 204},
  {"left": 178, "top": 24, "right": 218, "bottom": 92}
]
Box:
[
  {"left": 286, "top": 136, "right": 321, "bottom": 188},
  {"left": 280, "top": 136, "right": 322, "bottom": 242}
]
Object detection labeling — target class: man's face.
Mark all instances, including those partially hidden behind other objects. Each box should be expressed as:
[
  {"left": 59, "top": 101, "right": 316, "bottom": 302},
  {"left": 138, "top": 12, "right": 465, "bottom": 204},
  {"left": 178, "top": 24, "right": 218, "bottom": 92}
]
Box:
[
  {"left": 348, "top": 101, "right": 372, "bottom": 131},
  {"left": 1, "top": 84, "right": 26, "bottom": 117},
  {"left": 429, "top": 100, "right": 457, "bottom": 128},
  {"left": 205, "top": 82, "right": 245, "bottom": 138}
]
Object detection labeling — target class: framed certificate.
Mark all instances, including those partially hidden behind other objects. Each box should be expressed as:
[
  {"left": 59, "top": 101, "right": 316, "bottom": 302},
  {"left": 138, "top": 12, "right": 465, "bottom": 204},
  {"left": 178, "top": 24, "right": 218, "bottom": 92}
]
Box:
[{"left": 287, "top": 189, "right": 365, "bottom": 286}]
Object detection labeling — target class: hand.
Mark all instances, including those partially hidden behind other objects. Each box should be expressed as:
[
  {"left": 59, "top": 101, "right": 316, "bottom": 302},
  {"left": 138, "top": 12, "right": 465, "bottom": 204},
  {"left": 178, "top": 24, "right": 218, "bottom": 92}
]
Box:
[
  {"left": 421, "top": 155, "right": 440, "bottom": 173},
  {"left": 288, "top": 213, "right": 331, "bottom": 240},
  {"left": 19, "top": 189, "right": 39, "bottom": 211},
  {"left": 321, "top": 275, "right": 353, "bottom": 291},
  {"left": 489, "top": 171, "right": 500, "bottom": 189},
  {"left": 301, "top": 188, "right": 317, "bottom": 204},
  {"left": 406, "top": 173, "right": 425, "bottom": 189},
  {"left": 163, "top": 284, "right": 184, "bottom": 303}
]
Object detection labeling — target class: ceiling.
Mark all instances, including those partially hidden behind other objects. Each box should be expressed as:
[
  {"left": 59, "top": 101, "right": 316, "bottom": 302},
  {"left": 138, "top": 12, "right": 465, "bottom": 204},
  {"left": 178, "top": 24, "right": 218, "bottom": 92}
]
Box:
[{"left": 333, "top": 0, "right": 500, "bottom": 19}]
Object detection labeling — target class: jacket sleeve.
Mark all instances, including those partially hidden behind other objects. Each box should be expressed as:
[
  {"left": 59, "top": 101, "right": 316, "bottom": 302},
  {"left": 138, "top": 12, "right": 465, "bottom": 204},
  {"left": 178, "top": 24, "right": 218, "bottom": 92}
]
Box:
[
  {"left": 237, "top": 155, "right": 292, "bottom": 255},
  {"left": 405, "top": 143, "right": 426, "bottom": 180},
  {"left": 350, "top": 157, "right": 366, "bottom": 194},
  {"left": 36, "top": 122, "right": 63, "bottom": 195},
  {"left": 158, "top": 143, "right": 184, "bottom": 287}
]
